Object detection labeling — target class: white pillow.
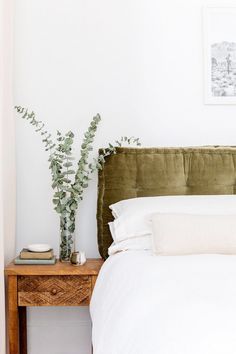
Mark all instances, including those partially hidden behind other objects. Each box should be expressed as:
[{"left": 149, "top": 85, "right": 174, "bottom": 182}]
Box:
[
  {"left": 108, "top": 235, "right": 151, "bottom": 255},
  {"left": 151, "top": 213, "right": 236, "bottom": 255},
  {"left": 109, "top": 195, "right": 236, "bottom": 242}
]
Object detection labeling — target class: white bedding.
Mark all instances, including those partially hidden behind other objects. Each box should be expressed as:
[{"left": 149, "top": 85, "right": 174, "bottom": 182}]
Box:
[{"left": 90, "top": 251, "right": 236, "bottom": 354}]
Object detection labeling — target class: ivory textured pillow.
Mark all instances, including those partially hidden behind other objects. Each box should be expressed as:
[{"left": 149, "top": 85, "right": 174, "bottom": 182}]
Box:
[
  {"left": 109, "top": 195, "right": 236, "bottom": 242},
  {"left": 151, "top": 213, "right": 236, "bottom": 255}
]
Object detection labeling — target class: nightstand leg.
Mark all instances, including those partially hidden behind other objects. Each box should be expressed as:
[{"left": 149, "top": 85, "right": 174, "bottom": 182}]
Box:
[
  {"left": 19, "top": 307, "right": 27, "bottom": 354},
  {"left": 8, "top": 275, "right": 19, "bottom": 354}
]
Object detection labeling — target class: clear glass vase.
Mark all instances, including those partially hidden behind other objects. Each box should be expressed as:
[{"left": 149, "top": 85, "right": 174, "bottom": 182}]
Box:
[{"left": 59, "top": 213, "right": 75, "bottom": 262}]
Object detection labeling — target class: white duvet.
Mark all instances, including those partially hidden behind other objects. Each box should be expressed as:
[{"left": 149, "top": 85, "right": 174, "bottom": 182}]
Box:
[{"left": 90, "top": 250, "right": 236, "bottom": 354}]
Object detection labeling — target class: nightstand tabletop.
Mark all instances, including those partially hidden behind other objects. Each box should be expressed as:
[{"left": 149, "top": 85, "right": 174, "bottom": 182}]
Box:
[{"left": 5, "top": 258, "right": 103, "bottom": 276}]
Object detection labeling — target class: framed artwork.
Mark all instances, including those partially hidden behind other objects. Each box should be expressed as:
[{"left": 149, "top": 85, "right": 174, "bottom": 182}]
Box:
[{"left": 204, "top": 6, "right": 236, "bottom": 104}]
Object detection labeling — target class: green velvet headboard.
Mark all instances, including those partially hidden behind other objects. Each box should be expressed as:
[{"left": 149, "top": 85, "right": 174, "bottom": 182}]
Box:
[{"left": 97, "top": 146, "right": 236, "bottom": 259}]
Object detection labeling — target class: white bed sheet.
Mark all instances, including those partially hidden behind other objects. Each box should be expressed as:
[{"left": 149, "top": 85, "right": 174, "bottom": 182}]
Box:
[{"left": 90, "top": 250, "right": 236, "bottom": 354}]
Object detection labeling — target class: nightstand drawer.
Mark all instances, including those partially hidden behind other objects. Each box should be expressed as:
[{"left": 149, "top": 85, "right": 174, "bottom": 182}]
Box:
[{"left": 18, "top": 275, "right": 92, "bottom": 306}]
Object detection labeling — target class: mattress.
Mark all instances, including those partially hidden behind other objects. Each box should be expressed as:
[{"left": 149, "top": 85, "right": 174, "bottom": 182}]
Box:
[{"left": 90, "top": 250, "right": 236, "bottom": 354}]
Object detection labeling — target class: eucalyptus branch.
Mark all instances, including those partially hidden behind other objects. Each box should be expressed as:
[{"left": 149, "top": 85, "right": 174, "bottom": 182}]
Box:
[
  {"left": 72, "top": 114, "right": 101, "bottom": 197},
  {"left": 88, "top": 136, "right": 141, "bottom": 173},
  {"left": 15, "top": 106, "right": 56, "bottom": 152},
  {"left": 15, "top": 105, "right": 141, "bottom": 260}
]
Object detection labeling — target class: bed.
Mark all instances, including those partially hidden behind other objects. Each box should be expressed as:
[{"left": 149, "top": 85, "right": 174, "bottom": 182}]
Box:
[{"left": 90, "top": 147, "right": 236, "bottom": 354}]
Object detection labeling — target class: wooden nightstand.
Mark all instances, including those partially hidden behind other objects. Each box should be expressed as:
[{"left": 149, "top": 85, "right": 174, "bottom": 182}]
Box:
[{"left": 5, "top": 258, "right": 103, "bottom": 354}]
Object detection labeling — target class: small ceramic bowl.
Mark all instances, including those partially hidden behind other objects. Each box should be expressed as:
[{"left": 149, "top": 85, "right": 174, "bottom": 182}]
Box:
[{"left": 27, "top": 244, "right": 51, "bottom": 252}]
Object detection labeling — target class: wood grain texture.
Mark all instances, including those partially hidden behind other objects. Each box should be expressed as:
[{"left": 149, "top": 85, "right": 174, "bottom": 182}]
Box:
[
  {"left": 19, "top": 307, "right": 27, "bottom": 354},
  {"left": 18, "top": 275, "right": 92, "bottom": 306},
  {"left": 5, "top": 258, "right": 103, "bottom": 276},
  {"left": 8, "top": 275, "right": 19, "bottom": 354},
  {"left": 5, "top": 259, "right": 103, "bottom": 353},
  {"left": 91, "top": 275, "right": 98, "bottom": 292}
]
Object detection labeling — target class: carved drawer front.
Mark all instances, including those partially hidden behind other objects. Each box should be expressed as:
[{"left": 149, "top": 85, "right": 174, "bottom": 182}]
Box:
[{"left": 18, "top": 275, "right": 91, "bottom": 306}]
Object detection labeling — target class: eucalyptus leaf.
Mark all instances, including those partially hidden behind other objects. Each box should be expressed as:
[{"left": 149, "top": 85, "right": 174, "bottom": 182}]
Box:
[
  {"left": 15, "top": 105, "right": 141, "bottom": 261},
  {"left": 66, "top": 170, "right": 75, "bottom": 175},
  {"left": 63, "top": 162, "right": 73, "bottom": 168}
]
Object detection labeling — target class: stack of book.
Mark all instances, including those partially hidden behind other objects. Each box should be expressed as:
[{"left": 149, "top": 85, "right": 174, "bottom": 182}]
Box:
[{"left": 14, "top": 248, "right": 56, "bottom": 265}]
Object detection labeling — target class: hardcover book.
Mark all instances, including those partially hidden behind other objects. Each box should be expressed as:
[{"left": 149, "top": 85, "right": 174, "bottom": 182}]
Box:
[
  {"left": 20, "top": 248, "right": 54, "bottom": 260},
  {"left": 14, "top": 256, "right": 57, "bottom": 265}
]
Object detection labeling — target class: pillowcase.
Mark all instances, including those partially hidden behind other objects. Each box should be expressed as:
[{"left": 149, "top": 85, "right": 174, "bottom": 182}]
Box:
[
  {"left": 109, "top": 195, "right": 236, "bottom": 242},
  {"left": 151, "top": 213, "right": 236, "bottom": 255},
  {"left": 108, "top": 235, "right": 152, "bottom": 255}
]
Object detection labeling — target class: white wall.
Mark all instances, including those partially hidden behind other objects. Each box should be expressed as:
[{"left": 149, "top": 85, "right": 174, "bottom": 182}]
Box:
[
  {"left": 0, "top": 153, "right": 5, "bottom": 354},
  {"left": 1, "top": 1, "right": 15, "bottom": 353},
  {"left": 2, "top": 0, "right": 15, "bottom": 267},
  {"left": 14, "top": 1, "right": 236, "bottom": 353},
  {"left": 0, "top": 2, "right": 5, "bottom": 350}
]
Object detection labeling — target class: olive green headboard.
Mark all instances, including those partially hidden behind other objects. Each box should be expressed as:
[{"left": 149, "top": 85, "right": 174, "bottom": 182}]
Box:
[{"left": 97, "top": 146, "right": 236, "bottom": 259}]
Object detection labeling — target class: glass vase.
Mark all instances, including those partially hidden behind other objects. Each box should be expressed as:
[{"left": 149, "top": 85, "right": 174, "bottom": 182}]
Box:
[{"left": 59, "top": 213, "right": 75, "bottom": 262}]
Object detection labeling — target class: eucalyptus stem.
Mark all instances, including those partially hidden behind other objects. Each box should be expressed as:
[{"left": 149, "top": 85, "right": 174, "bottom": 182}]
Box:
[{"left": 15, "top": 105, "right": 141, "bottom": 260}]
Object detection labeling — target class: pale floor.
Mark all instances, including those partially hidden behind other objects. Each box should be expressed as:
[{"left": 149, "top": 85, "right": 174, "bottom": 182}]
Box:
[{"left": 27, "top": 307, "right": 91, "bottom": 354}]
